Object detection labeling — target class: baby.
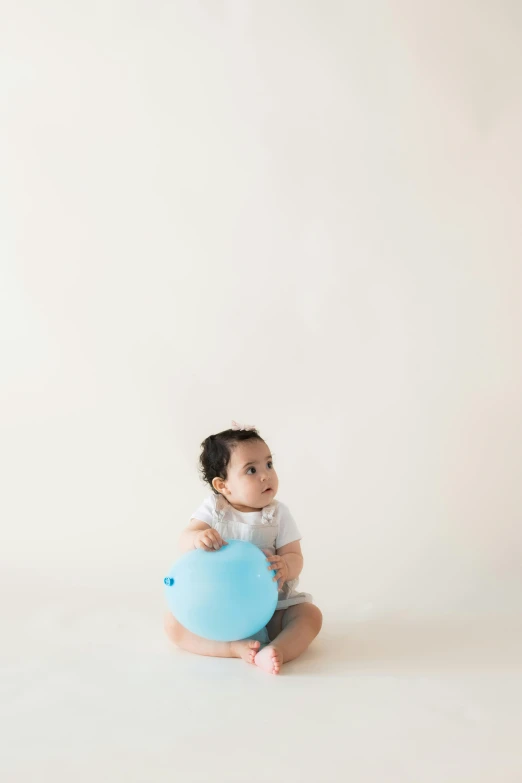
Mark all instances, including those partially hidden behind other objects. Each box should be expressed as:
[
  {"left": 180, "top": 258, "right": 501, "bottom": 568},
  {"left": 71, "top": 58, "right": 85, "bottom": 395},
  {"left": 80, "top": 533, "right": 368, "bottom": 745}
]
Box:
[{"left": 164, "top": 421, "right": 322, "bottom": 674}]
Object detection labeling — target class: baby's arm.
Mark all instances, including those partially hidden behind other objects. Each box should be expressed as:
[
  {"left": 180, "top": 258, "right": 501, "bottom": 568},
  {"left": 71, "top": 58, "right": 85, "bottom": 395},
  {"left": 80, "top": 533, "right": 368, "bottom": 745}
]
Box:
[
  {"left": 179, "top": 519, "right": 228, "bottom": 553},
  {"left": 264, "top": 540, "right": 304, "bottom": 589}
]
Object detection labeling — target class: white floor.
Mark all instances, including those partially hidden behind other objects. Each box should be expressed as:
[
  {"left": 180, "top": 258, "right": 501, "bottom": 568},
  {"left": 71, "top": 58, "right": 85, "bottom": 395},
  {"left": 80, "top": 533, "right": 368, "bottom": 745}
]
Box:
[{"left": 3, "top": 573, "right": 522, "bottom": 783}]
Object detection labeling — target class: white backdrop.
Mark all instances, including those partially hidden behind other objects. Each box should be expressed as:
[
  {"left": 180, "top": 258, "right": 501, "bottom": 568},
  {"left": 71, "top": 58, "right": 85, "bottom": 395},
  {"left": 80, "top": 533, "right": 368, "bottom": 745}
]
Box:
[{"left": 2, "top": 0, "right": 522, "bottom": 618}]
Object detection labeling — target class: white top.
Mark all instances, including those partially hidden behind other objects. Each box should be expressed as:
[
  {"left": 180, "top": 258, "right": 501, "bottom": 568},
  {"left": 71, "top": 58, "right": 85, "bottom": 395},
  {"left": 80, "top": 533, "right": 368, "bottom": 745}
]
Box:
[
  {"left": 191, "top": 494, "right": 302, "bottom": 553},
  {"left": 191, "top": 493, "right": 313, "bottom": 610}
]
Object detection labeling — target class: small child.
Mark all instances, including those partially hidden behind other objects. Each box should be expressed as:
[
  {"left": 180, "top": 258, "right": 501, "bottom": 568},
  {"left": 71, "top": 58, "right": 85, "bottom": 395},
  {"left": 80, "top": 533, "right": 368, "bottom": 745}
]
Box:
[{"left": 164, "top": 421, "right": 322, "bottom": 674}]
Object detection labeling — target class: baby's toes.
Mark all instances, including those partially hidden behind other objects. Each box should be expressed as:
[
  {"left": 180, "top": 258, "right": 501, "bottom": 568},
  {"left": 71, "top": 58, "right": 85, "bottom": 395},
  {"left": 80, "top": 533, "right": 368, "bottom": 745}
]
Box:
[
  {"left": 271, "top": 649, "right": 283, "bottom": 674},
  {"left": 249, "top": 640, "right": 260, "bottom": 663},
  {"left": 232, "top": 639, "right": 261, "bottom": 664}
]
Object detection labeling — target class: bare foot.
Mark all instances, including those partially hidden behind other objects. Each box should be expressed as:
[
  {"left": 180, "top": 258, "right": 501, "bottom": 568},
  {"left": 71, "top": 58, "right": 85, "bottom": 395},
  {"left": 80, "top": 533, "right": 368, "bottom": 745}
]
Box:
[
  {"left": 230, "top": 639, "right": 261, "bottom": 664},
  {"left": 254, "top": 645, "right": 283, "bottom": 675}
]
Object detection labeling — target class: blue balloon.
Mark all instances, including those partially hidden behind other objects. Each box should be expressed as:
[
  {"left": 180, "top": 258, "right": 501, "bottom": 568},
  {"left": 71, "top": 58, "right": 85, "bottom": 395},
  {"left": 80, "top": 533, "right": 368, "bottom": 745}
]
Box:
[{"left": 164, "top": 539, "right": 278, "bottom": 641}]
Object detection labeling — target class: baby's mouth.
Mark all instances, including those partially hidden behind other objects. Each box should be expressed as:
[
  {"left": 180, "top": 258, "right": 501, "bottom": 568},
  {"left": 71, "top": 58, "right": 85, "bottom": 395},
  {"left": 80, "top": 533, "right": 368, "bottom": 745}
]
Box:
[{"left": 262, "top": 487, "right": 273, "bottom": 493}]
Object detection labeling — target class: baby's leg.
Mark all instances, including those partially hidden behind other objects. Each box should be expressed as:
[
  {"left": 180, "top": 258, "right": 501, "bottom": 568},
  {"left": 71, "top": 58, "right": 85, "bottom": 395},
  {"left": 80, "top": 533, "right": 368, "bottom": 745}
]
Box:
[
  {"left": 164, "top": 613, "right": 260, "bottom": 663},
  {"left": 255, "top": 603, "right": 323, "bottom": 674}
]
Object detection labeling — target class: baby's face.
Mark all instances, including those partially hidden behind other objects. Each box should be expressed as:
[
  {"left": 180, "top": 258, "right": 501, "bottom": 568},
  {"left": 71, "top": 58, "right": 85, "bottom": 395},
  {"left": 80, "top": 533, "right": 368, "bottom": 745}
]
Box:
[{"left": 223, "top": 440, "right": 279, "bottom": 511}]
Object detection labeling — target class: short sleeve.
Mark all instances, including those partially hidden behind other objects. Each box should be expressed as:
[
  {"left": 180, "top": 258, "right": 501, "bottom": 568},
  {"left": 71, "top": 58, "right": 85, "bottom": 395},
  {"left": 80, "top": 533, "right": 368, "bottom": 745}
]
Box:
[
  {"left": 190, "top": 495, "right": 215, "bottom": 526},
  {"left": 275, "top": 502, "right": 302, "bottom": 549}
]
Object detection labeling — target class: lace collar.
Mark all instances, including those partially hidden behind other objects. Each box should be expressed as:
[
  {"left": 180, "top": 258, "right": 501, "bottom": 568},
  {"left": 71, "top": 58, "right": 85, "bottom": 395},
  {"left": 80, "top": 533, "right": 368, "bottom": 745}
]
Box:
[{"left": 214, "top": 493, "right": 278, "bottom": 525}]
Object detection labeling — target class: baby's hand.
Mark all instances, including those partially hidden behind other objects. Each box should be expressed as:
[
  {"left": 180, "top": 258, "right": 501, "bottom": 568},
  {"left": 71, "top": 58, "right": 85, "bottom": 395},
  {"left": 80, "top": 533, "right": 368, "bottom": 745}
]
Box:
[
  {"left": 262, "top": 550, "right": 289, "bottom": 591},
  {"left": 194, "top": 529, "right": 228, "bottom": 552}
]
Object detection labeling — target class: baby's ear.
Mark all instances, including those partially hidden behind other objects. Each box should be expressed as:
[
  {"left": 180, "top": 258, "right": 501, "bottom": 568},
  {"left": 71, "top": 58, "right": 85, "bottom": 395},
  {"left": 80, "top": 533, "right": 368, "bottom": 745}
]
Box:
[{"left": 212, "top": 476, "right": 226, "bottom": 494}]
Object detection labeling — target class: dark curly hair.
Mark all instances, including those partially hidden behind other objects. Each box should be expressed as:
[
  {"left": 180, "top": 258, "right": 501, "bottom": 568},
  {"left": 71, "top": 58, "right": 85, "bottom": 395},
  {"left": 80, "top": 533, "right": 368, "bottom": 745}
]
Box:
[{"left": 199, "top": 427, "right": 264, "bottom": 493}]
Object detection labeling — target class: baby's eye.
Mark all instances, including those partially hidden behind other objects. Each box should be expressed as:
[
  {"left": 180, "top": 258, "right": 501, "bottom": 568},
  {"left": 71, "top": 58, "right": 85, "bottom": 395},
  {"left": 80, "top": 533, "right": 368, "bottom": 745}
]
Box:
[
  {"left": 247, "top": 466, "right": 256, "bottom": 475},
  {"left": 267, "top": 461, "right": 273, "bottom": 469}
]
